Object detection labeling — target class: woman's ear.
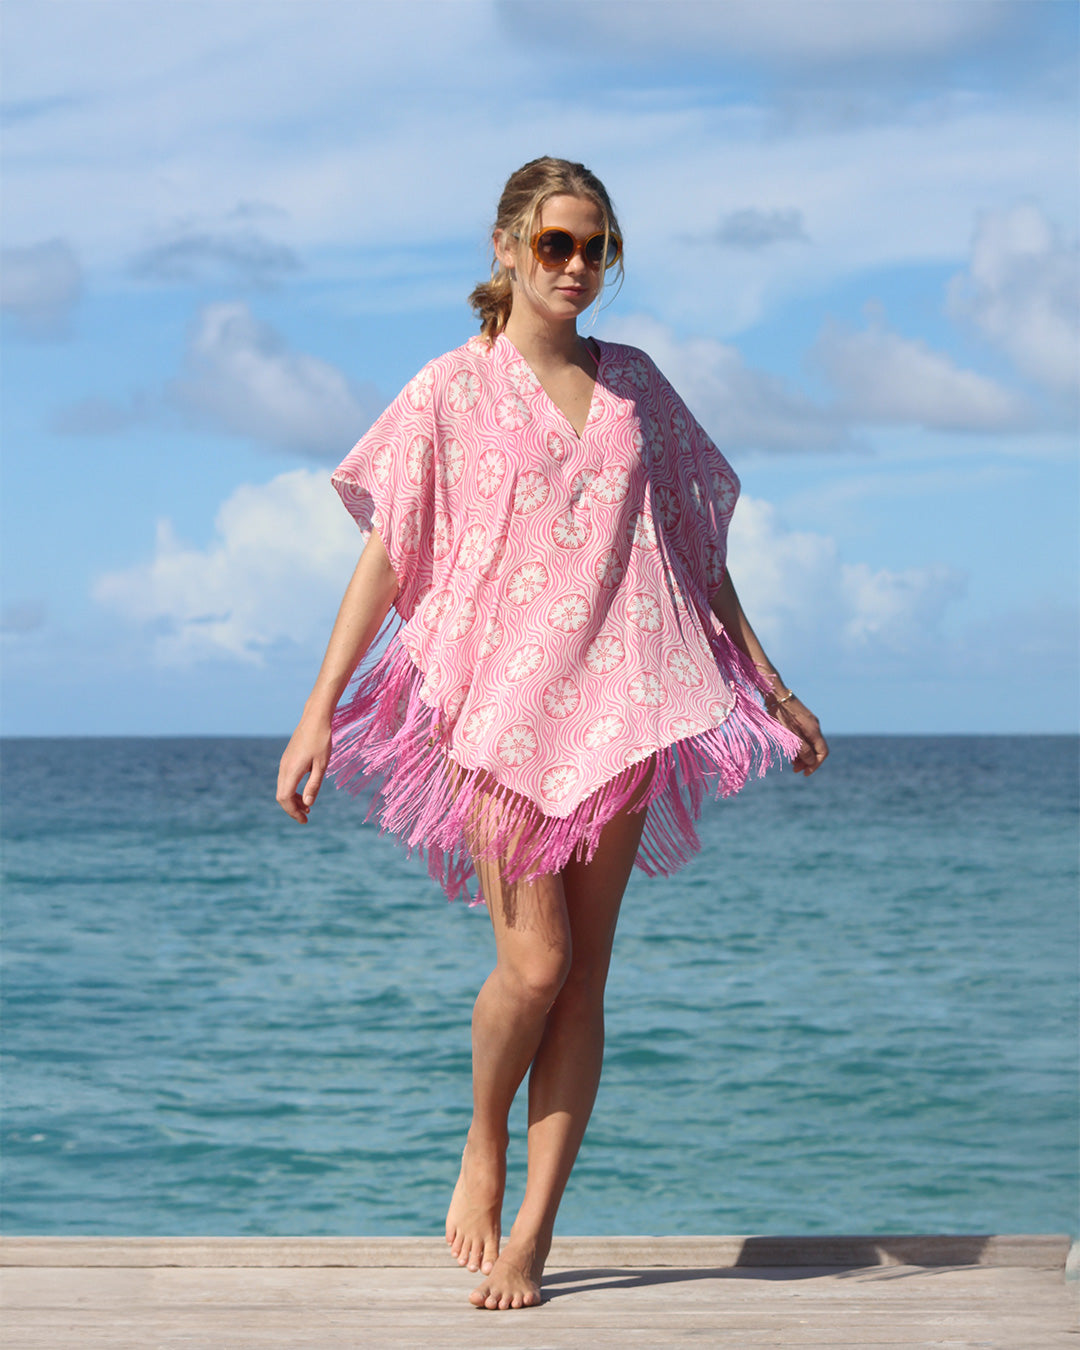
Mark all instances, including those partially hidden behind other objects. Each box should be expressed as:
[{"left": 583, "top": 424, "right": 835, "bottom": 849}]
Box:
[{"left": 492, "top": 228, "right": 517, "bottom": 272}]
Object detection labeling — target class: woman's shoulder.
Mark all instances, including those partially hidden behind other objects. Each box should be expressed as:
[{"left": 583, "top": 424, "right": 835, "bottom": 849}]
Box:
[
  {"left": 420, "top": 334, "right": 497, "bottom": 377},
  {"left": 596, "top": 338, "right": 665, "bottom": 390},
  {"left": 388, "top": 335, "right": 498, "bottom": 413}
]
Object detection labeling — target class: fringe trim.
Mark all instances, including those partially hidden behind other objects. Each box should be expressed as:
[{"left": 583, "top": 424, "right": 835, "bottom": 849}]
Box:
[{"left": 326, "top": 615, "right": 804, "bottom": 906}]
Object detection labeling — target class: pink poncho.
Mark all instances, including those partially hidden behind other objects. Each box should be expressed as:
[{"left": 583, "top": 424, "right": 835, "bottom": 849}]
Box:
[{"left": 328, "top": 333, "right": 802, "bottom": 903}]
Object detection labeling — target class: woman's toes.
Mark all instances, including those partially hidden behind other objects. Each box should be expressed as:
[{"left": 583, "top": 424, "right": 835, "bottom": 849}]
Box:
[{"left": 481, "top": 1238, "right": 498, "bottom": 1274}]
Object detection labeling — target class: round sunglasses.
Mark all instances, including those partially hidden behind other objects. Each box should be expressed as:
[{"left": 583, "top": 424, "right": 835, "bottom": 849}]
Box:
[{"left": 520, "top": 227, "right": 623, "bottom": 271}]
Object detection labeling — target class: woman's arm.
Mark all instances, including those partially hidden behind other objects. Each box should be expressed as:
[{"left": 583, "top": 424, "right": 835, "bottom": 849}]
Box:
[
  {"left": 709, "top": 570, "right": 828, "bottom": 776},
  {"left": 276, "top": 529, "right": 400, "bottom": 822}
]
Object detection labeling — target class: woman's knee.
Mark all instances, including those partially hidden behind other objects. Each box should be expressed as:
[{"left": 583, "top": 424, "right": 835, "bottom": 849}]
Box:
[{"left": 496, "top": 943, "right": 572, "bottom": 1010}]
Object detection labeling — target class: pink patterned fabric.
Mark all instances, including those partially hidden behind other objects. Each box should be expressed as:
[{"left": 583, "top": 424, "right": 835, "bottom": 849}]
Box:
[{"left": 328, "top": 333, "right": 802, "bottom": 903}]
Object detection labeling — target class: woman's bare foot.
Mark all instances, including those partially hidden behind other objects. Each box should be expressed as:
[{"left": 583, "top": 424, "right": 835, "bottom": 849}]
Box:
[
  {"left": 468, "top": 1230, "right": 548, "bottom": 1310},
  {"left": 445, "top": 1129, "right": 505, "bottom": 1274}
]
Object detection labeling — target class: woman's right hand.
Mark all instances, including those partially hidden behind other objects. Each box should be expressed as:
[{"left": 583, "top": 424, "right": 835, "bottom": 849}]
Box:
[{"left": 276, "top": 712, "right": 333, "bottom": 823}]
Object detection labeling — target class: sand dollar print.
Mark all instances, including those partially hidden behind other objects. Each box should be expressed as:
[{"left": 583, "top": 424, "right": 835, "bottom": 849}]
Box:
[
  {"left": 405, "top": 435, "right": 434, "bottom": 485},
  {"left": 540, "top": 764, "right": 579, "bottom": 805},
  {"left": 444, "top": 685, "right": 469, "bottom": 722},
  {"left": 542, "top": 677, "right": 580, "bottom": 720},
  {"left": 496, "top": 722, "right": 539, "bottom": 768},
  {"left": 495, "top": 392, "right": 531, "bottom": 430},
  {"left": 420, "top": 588, "right": 454, "bottom": 632},
  {"left": 460, "top": 703, "right": 498, "bottom": 746},
  {"left": 476, "top": 448, "right": 507, "bottom": 499},
  {"left": 372, "top": 444, "right": 393, "bottom": 487},
  {"left": 508, "top": 358, "right": 541, "bottom": 396},
  {"left": 584, "top": 713, "right": 624, "bottom": 749},
  {"left": 705, "top": 542, "right": 725, "bottom": 590},
  {"left": 628, "top": 672, "right": 666, "bottom": 707},
  {"left": 405, "top": 365, "right": 435, "bottom": 409},
  {"left": 433, "top": 511, "right": 454, "bottom": 560},
  {"left": 626, "top": 510, "right": 657, "bottom": 551},
  {"left": 512, "top": 470, "right": 550, "bottom": 516},
  {"left": 688, "top": 476, "right": 706, "bottom": 515},
  {"left": 594, "top": 549, "right": 625, "bottom": 589},
  {"left": 505, "top": 561, "right": 548, "bottom": 605},
  {"left": 654, "top": 485, "right": 682, "bottom": 530},
  {"left": 584, "top": 634, "right": 625, "bottom": 675},
  {"left": 546, "top": 431, "right": 569, "bottom": 462},
  {"left": 711, "top": 467, "right": 738, "bottom": 515},
  {"left": 627, "top": 593, "right": 663, "bottom": 632},
  {"left": 709, "top": 697, "right": 733, "bottom": 720},
  {"left": 399, "top": 508, "right": 423, "bottom": 554},
  {"left": 667, "top": 649, "right": 704, "bottom": 688},
  {"left": 592, "top": 465, "right": 630, "bottom": 504},
  {"left": 551, "top": 509, "right": 591, "bottom": 550},
  {"left": 569, "top": 468, "right": 597, "bottom": 505},
  {"left": 505, "top": 643, "right": 544, "bottom": 681},
  {"left": 447, "top": 368, "right": 481, "bottom": 412},
  {"left": 627, "top": 352, "right": 651, "bottom": 391},
  {"left": 448, "top": 597, "right": 477, "bottom": 640},
  {"left": 669, "top": 717, "right": 697, "bottom": 741},
  {"left": 455, "top": 523, "right": 487, "bottom": 569},
  {"left": 546, "top": 592, "right": 591, "bottom": 633},
  {"left": 437, "top": 438, "right": 465, "bottom": 488}
]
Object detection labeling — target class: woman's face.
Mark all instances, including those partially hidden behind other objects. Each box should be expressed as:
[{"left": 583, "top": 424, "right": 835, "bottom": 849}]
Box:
[{"left": 495, "top": 194, "right": 607, "bottom": 324}]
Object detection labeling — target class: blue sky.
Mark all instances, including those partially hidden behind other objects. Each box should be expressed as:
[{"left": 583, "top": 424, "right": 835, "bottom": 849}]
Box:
[{"left": 2, "top": 0, "right": 1077, "bottom": 735}]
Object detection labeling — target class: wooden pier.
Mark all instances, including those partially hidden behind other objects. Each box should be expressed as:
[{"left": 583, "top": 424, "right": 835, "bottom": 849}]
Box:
[{"left": 2, "top": 1234, "right": 1075, "bottom": 1348}]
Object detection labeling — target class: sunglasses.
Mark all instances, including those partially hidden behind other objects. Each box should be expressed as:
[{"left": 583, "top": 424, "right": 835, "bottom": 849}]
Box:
[{"left": 520, "top": 228, "right": 623, "bottom": 271}]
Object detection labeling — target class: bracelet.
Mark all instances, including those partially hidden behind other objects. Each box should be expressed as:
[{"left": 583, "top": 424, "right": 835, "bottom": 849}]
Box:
[{"left": 755, "top": 664, "right": 795, "bottom": 706}]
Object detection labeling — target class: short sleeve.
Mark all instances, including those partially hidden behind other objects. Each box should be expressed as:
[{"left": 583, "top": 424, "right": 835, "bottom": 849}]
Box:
[
  {"left": 650, "top": 371, "right": 740, "bottom": 601},
  {"left": 331, "top": 363, "right": 439, "bottom": 620}
]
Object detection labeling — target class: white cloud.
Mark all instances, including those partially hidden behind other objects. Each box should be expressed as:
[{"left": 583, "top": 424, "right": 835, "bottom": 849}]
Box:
[
  {"left": 601, "top": 315, "right": 854, "bottom": 453},
  {"left": 0, "top": 237, "right": 82, "bottom": 337},
  {"left": 169, "top": 301, "right": 384, "bottom": 458},
  {"left": 809, "top": 309, "right": 1031, "bottom": 431},
  {"left": 946, "top": 203, "right": 1079, "bottom": 401},
  {"left": 726, "top": 495, "right": 966, "bottom": 666},
  {"left": 93, "top": 469, "right": 361, "bottom": 664}
]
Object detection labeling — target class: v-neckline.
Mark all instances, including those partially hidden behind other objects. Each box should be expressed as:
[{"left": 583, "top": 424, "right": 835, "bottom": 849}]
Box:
[{"left": 498, "top": 334, "right": 603, "bottom": 441}]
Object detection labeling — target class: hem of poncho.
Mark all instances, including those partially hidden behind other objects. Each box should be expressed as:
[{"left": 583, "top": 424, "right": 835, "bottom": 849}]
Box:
[{"left": 326, "top": 620, "right": 803, "bottom": 906}]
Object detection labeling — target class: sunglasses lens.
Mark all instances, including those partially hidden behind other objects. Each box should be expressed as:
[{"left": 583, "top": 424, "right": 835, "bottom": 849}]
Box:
[
  {"left": 585, "top": 234, "right": 620, "bottom": 269},
  {"left": 535, "top": 230, "right": 575, "bottom": 265}
]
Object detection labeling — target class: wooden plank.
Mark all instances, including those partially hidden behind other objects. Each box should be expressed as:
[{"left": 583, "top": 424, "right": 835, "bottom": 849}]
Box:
[
  {"left": 1, "top": 1253, "right": 1076, "bottom": 1349},
  {"left": 1, "top": 1233, "right": 1071, "bottom": 1269}
]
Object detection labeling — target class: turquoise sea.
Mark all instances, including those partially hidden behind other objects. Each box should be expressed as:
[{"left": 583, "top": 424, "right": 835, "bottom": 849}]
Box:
[{"left": 1, "top": 735, "right": 1076, "bottom": 1240}]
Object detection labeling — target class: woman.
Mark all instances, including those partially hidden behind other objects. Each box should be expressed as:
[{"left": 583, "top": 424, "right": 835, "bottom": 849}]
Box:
[{"left": 277, "top": 157, "right": 827, "bottom": 1311}]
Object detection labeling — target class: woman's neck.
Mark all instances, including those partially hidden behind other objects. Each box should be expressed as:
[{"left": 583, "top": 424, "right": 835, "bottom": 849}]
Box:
[{"left": 501, "top": 311, "right": 586, "bottom": 370}]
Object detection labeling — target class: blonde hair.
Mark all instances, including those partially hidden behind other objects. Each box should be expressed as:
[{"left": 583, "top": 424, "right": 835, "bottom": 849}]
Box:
[{"left": 469, "top": 157, "right": 624, "bottom": 342}]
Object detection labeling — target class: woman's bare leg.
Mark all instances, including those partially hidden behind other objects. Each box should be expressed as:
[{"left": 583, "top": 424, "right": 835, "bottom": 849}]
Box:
[
  {"left": 468, "top": 803, "right": 647, "bottom": 1310},
  {"left": 445, "top": 843, "right": 572, "bottom": 1276}
]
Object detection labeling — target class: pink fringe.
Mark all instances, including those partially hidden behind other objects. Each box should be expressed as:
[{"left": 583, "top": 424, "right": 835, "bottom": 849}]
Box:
[{"left": 326, "top": 616, "right": 804, "bottom": 906}]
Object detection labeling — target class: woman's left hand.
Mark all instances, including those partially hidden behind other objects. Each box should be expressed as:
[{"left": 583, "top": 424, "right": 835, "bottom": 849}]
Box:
[{"left": 771, "top": 696, "right": 828, "bottom": 776}]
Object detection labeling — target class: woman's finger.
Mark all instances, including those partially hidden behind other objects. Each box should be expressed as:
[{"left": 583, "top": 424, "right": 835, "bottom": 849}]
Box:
[{"left": 302, "top": 760, "right": 327, "bottom": 808}]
